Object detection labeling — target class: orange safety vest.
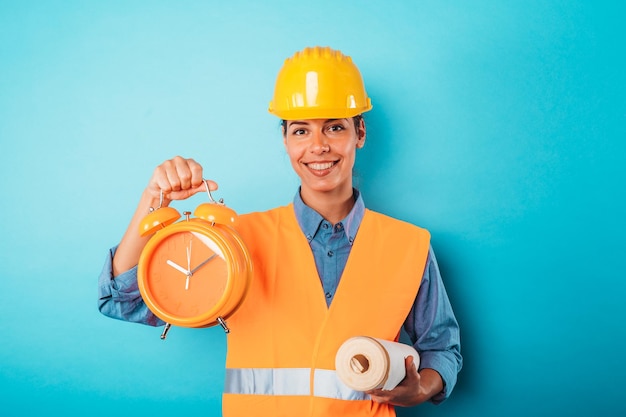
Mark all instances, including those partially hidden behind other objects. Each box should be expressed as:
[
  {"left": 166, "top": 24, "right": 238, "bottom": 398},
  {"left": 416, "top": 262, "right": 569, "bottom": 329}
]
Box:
[{"left": 225, "top": 204, "right": 431, "bottom": 417}]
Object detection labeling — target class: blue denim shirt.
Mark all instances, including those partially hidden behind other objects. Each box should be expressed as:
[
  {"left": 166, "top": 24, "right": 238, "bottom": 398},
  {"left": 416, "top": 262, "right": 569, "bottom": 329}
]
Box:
[
  {"left": 98, "top": 189, "right": 462, "bottom": 403},
  {"left": 293, "top": 190, "right": 363, "bottom": 307},
  {"left": 292, "top": 189, "right": 461, "bottom": 402}
]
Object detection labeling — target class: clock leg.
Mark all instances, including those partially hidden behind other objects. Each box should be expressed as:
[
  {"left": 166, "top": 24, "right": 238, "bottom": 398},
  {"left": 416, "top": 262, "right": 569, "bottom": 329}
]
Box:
[
  {"left": 160, "top": 323, "right": 172, "bottom": 340},
  {"left": 217, "top": 316, "right": 230, "bottom": 334}
]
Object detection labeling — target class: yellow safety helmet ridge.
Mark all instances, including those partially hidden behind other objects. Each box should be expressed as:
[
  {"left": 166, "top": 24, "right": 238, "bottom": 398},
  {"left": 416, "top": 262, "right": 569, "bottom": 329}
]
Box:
[{"left": 268, "top": 46, "right": 373, "bottom": 120}]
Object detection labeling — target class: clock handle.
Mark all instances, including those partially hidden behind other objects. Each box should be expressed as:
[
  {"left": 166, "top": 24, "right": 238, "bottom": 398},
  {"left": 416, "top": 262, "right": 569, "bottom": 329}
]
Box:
[
  {"left": 150, "top": 189, "right": 165, "bottom": 212},
  {"left": 204, "top": 179, "right": 224, "bottom": 204},
  {"left": 160, "top": 323, "right": 172, "bottom": 340}
]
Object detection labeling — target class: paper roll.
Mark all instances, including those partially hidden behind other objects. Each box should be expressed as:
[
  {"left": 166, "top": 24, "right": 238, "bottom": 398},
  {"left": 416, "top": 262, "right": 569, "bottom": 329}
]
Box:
[{"left": 335, "top": 336, "right": 420, "bottom": 391}]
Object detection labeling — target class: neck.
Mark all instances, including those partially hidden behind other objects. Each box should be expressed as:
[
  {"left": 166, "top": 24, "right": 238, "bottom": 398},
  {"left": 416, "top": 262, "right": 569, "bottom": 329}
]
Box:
[{"left": 300, "top": 186, "right": 355, "bottom": 225}]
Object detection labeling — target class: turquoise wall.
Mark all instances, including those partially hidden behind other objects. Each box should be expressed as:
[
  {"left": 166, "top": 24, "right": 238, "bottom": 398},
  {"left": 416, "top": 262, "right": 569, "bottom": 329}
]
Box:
[{"left": 1, "top": 1, "right": 624, "bottom": 416}]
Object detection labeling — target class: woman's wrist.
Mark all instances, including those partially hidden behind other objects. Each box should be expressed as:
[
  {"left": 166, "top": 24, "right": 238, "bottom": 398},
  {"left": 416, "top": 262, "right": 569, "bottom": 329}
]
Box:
[{"left": 416, "top": 368, "right": 444, "bottom": 403}]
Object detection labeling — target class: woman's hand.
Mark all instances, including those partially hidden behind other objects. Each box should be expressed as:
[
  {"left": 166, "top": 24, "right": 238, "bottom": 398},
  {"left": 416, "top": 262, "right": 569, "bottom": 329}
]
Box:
[
  {"left": 366, "top": 357, "right": 443, "bottom": 407},
  {"left": 147, "top": 156, "right": 218, "bottom": 204},
  {"left": 112, "top": 156, "right": 217, "bottom": 275}
]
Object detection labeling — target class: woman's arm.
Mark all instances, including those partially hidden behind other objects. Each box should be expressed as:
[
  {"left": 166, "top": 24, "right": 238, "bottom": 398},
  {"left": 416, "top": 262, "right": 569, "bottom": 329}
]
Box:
[
  {"left": 112, "top": 156, "right": 215, "bottom": 275},
  {"left": 98, "top": 156, "right": 216, "bottom": 324}
]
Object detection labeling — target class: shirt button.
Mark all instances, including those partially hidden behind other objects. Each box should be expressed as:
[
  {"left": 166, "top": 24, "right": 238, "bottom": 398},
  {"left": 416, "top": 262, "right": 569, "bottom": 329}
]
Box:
[
  {"left": 335, "top": 224, "right": 343, "bottom": 232},
  {"left": 327, "top": 250, "right": 334, "bottom": 257},
  {"left": 325, "top": 292, "right": 332, "bottom": 299},
  {"left": 322, "top": 223, "right": 329, "bottom": 229}
]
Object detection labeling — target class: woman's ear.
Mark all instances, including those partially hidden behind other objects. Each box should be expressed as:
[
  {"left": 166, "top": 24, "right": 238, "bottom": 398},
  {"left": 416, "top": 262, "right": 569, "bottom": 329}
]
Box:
[{"left": 356, "top": 117, "right": 366, "bottom": 148}]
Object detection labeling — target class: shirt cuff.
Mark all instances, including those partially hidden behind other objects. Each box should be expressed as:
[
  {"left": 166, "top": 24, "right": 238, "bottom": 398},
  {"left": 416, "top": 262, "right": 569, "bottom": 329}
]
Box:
[
  {"left": 418, "top": 350, "right": 460, "bottom": 404},
  {"left": 97, "top": 246, "right": 164, "bottom": 327},
  {"left": 97, "top": 246, "right": 141, "bottom": 302}
]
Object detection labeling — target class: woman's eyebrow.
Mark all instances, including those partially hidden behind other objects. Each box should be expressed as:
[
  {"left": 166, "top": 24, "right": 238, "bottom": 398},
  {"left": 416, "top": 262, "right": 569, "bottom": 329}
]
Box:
[
  {"left": 290, "top": 119, "right": 340, "bottom": 125},
  {"left": 287, "top": 119, "right": 344, "bottom": 129}
]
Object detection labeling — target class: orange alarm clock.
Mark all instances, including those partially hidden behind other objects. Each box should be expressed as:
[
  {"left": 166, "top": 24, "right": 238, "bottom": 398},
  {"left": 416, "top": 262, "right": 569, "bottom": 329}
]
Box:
[{"left": 137, "top": 182, "right": 252, "bottom": 339}]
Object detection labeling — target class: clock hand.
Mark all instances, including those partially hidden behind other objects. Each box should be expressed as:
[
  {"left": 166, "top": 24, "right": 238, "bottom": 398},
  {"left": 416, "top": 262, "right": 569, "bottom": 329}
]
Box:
[
  {"left": 166, "top": 254, "right": 218, "bottom": 291},
  {"left": 186, "top": 240, "right": 192, "bottom": 273},
  {"left": 190, "top": 253, "right": 219, "bottom": 274},
  {"left": 186, "top": 241, "right": 192, "bottom": 290},
  {"left": 166, "top": 259, "right": 191, "bottom": 276}
]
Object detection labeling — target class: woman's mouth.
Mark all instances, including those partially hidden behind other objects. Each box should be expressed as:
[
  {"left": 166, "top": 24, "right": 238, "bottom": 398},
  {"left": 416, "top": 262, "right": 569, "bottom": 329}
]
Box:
[
  {"left": 304, "top": 160, "right": 338, "bottom": 175},
  {"left": 307, "top": 161, "right": 335, "bottom": 170}
]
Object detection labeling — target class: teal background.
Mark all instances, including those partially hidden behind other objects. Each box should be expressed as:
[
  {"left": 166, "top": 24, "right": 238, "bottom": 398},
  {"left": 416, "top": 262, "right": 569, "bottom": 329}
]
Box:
[{"left": 1, "top": 1, "right": 624, "bottom": 416}]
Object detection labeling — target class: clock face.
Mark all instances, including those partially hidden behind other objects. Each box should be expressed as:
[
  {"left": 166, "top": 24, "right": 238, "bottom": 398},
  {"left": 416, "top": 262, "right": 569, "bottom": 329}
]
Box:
[{"left": 143, "top": 230, "right": 229, "bottom": 319}]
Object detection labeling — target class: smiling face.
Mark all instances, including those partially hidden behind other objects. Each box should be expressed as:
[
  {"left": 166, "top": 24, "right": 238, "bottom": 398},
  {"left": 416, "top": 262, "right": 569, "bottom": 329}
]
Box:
[{"left": 283, "top": 117, "right": 366, "bottom": 204}]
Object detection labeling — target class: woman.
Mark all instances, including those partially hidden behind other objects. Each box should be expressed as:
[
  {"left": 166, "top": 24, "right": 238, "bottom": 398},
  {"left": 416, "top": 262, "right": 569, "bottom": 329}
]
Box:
[{"left": 99, "top": 46, "right": 462, "bottom": 416}]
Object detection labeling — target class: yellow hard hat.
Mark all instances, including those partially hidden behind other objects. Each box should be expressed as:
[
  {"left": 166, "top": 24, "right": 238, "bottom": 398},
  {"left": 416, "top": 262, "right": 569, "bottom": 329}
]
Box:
[{"left": 268, "top": 46, "right": 373, "bottom": 120}]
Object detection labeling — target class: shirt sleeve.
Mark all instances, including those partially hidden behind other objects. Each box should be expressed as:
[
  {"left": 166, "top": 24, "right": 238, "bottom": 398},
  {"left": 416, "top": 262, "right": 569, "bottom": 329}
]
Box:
[
  {"left": 403, "top": 246, "right": 462, "bottom": 404},
  {"left": 97, "top": 246, "right": 165, "bottom": 327}
]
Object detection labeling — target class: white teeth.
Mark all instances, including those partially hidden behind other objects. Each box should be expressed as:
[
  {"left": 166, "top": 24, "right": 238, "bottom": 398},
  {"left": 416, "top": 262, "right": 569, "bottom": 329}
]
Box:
[{"left": 308, "top": 162, "right": 334, "bottom": 170}]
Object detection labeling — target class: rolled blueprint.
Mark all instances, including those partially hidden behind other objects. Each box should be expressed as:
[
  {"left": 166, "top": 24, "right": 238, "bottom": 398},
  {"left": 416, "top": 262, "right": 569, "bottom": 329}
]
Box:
[{"left": 335, "top": 336, "right": 420, "bottom": 391}]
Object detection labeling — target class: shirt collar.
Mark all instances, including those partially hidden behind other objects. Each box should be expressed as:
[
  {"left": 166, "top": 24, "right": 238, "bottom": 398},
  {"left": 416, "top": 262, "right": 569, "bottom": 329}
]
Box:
[{"left": 293, "top": 187, "right": 365, "bottom": 245}]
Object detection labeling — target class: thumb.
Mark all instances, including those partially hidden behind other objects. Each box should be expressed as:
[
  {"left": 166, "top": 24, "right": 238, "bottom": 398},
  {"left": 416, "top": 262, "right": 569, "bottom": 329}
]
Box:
[
  {"left": 405, "top": 356, "right": 418, "bottom": 376},
  {"left": 202, "top": 179, "right": 219, "bottom": 192}
]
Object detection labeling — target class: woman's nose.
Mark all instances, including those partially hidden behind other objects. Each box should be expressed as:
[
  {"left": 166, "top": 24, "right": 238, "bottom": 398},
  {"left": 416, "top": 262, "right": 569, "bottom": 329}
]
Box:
[{"left": 310, "top": 131, "right": 330, "bottom": 153}]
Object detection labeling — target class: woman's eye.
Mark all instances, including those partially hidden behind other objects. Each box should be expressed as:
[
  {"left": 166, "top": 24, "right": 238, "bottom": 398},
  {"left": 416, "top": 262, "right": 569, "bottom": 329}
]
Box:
[
  {"left": 328, "top": 124, "right": 344, "bottom": 132},
  {"left": 290, "top": 128, "right": 306, "bottom": 136}
]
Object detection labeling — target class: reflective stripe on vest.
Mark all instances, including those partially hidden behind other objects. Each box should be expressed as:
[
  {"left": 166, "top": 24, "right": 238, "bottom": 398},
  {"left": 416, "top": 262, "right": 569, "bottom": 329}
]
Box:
[{"left": 224, "top": 368, "right": 370, "bottom": 401}]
